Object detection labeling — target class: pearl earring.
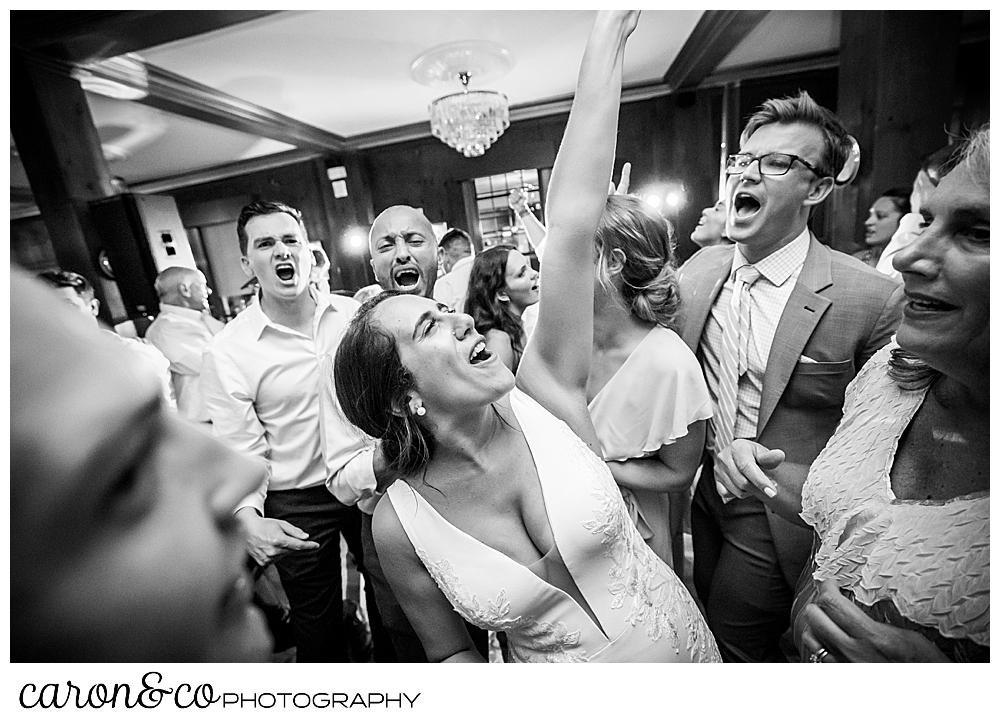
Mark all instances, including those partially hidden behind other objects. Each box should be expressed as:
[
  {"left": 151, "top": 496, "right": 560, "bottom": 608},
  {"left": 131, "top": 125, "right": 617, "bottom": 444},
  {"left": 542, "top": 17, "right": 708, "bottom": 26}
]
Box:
[{"left": 415, "top": 405, "right": 426, "bottom": 417}]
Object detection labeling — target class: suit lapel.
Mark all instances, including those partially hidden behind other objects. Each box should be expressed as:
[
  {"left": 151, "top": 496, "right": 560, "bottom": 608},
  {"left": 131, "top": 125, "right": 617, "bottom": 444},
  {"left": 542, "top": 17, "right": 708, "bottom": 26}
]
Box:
[
  {"left": 757, "top": 236, "right": 833, "bottom": 435},
  {"left": 679, "top": 250, "right": 732, "bottom": 351}
]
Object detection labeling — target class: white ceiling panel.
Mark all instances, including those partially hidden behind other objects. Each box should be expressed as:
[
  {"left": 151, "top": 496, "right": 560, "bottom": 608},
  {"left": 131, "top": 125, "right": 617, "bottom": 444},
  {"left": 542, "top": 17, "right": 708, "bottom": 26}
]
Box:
[{"left": 140, "top": 10, "right": 703, "bottom": 136}]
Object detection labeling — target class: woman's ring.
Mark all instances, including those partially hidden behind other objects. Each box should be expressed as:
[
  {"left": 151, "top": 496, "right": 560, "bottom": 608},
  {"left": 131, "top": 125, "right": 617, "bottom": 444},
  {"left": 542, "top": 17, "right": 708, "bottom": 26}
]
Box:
[{"left": 808, "top": 647, "right": 830, "bottom": 663}]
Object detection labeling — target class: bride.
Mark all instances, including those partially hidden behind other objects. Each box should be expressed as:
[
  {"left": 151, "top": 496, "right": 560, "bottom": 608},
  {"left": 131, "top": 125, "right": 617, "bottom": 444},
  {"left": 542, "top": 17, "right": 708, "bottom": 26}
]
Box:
[{"left": 333, "top": 10, "right": 719, "bottom": 663}]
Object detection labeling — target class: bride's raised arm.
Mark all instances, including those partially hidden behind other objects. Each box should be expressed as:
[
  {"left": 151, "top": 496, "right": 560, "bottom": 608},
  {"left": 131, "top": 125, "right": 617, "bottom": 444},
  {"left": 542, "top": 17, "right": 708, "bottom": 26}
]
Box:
[{"left": 516, "top": 10, "right": 639, "bottom": 446}]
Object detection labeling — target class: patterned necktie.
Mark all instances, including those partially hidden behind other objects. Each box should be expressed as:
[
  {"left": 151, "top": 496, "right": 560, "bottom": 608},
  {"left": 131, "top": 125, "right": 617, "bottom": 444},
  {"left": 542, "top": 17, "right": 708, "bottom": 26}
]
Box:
[{"left": 713, "top": 264, "right": 761, "bottom": 501}]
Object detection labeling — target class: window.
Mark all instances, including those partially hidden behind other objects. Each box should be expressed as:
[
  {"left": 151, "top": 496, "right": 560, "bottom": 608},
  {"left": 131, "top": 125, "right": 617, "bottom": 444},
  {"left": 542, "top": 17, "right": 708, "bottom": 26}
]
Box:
[{"left": 471, "top": 169, "right": 545, "bottom": 251}]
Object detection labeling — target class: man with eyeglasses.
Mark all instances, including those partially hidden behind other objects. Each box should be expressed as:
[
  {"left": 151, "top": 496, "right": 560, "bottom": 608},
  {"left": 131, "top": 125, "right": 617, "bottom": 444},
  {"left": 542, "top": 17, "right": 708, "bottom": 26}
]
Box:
[{"left": 676, "top": 91, "right": 904, "bottom": 662}]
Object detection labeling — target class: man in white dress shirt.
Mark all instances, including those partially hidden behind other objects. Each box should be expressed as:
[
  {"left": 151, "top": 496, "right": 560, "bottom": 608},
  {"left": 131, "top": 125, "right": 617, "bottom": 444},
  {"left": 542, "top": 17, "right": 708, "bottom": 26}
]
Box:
[
  {"left": 432, "top": 227, "right": 475, "bottom": 313},
  {"left": 38, "top": 269, "right": 176, "bottom": 409},
  {"left": 145, "top": 266, "right": 225, "bottom": 426},
  {"left": 201, "top": 200, "right": 375, "bottom": 662}
]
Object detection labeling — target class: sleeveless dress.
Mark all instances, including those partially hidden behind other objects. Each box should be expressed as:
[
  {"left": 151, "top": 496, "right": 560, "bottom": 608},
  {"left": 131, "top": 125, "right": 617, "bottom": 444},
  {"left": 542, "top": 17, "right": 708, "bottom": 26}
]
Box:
[
  {"left": 589, "top": 326, "right": 712, "bottom": 567},
  {"left": 800, "top": 344, "right": 989, "bottom": 660},
  {"left": 385, "top": 387, "right": 720, "bottom": 663}
]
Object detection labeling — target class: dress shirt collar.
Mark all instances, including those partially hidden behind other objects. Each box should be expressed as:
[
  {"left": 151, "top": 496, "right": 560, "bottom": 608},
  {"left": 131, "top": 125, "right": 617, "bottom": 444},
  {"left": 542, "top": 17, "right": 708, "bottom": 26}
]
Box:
[
  {"left": 158, "top": 302, "right": 208, "bottom": 322},
  {"left": 243, "top": 287, "right": 351, "bottom": 340},
  {"left": 732, "top": 226, "right": 810, "bottom": 287}
]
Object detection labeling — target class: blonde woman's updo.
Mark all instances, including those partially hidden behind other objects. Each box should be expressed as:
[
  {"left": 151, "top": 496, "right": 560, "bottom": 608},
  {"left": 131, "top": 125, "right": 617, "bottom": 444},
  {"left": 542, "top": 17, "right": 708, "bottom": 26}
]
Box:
[{"left": 595, "top": 194, "right": 680, "bottom": 330}]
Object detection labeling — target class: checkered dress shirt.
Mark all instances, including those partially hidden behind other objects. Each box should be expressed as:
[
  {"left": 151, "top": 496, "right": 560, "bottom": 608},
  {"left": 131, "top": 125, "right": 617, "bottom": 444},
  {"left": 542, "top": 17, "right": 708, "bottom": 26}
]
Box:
[{"left": 701, "top": 228, "right": 810, "bottom": 447}]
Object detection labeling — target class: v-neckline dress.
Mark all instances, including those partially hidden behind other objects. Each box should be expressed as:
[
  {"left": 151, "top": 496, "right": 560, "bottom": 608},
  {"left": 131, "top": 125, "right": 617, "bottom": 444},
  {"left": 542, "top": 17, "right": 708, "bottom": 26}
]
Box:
[{"left": 386, "top": 387, "right": 720, "bottom": 663}]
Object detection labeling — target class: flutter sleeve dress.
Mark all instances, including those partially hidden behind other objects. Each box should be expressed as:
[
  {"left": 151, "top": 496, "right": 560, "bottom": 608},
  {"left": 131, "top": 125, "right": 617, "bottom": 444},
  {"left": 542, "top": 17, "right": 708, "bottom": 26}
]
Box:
[{"left": 588, "top": 326, "right": 713, "bottom": 567}]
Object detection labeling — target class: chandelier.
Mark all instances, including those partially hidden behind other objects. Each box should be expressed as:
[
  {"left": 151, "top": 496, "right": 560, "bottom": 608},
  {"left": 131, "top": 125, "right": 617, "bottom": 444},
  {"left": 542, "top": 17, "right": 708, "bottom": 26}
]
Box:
[
  {"left": 429, "top": 72, "right": 509, "bottom": 157},
  {"left": 412, "top": 41, "right": 513, "bottom": 158}
]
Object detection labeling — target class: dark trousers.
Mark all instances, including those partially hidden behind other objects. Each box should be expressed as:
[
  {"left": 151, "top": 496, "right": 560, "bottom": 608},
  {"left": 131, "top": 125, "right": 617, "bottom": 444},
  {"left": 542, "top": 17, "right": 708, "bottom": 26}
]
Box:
[
  {"left": 691, "top": 462, "right": 793, "bottom": 663},
  {"left": 361, "top": 511, "right": 489, "bottom": 662},
  {"left": 264, "top": 486, "right": 357, "bottom": 663},
  {"left": 340, "top": 511, "right": 395, "bottom": 662}
]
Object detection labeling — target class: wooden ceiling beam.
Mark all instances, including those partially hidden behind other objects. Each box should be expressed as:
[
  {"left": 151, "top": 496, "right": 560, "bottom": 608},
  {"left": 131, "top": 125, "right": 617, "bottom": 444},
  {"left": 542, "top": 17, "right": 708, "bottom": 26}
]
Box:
[
  {"left": 664, "top": 10, "right": 770, "bottom": 90},
  {"left": 11, "top": 10, "right": 281, "bottom": 64},
  {"left": 20, "top": 50, "right": 349, "bottom": 154},
  {"left": 139, "top": 65, "right": 349, "bottom": 153}
]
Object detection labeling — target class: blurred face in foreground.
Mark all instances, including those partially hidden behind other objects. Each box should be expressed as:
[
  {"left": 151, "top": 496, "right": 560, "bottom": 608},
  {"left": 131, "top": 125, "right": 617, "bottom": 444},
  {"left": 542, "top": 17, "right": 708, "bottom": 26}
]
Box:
[{"left": 11, "top": 273, "right": 271, "bottom": 662}]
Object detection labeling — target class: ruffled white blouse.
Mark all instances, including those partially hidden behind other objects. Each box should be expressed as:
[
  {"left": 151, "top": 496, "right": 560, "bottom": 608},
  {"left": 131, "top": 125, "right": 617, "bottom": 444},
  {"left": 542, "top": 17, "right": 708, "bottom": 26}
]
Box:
[{"left": 800, "top": 344, "right": 989, "bottom": 647}]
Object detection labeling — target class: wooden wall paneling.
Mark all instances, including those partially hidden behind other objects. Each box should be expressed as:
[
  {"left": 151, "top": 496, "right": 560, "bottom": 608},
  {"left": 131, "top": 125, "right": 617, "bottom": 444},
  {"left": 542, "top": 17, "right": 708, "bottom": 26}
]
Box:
[
  {"left": 834, "top": 10, "right": 961, "bottom": 254},
  {"left": 358, "top": 92, "right": 725, "bottom": 269},
  {"left": 952, "top": 39, "right": 989, "bottom": 133}
]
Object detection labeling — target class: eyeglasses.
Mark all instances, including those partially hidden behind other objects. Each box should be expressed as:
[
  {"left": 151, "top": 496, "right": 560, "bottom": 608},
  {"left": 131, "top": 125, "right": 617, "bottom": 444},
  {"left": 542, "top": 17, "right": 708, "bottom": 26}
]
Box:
[{"left": 726, "top": 152, "right": 827, "bottom": 179}]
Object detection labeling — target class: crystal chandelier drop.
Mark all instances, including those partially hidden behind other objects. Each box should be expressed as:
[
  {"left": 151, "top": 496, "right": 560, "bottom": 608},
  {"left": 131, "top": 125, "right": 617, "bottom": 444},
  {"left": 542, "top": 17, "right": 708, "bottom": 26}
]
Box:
[{"left": 428, "top": 72, "right": 509, "bottom": 158}]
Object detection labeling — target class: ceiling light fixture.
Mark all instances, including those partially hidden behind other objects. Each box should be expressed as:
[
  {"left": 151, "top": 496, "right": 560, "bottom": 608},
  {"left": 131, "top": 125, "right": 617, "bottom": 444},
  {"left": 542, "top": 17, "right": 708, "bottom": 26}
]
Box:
[{"left": 411, "top": 41, "right": 513, "bottom": 158}]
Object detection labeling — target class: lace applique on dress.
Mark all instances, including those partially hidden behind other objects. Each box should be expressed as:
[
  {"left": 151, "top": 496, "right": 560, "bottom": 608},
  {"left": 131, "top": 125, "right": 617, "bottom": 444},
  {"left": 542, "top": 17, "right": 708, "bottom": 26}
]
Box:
[
  {"left": 416, "top": 550, "right": 589, "bottom": 663},
  {"left": 576, "top": 432, "right": 716, "bottom": 661}
]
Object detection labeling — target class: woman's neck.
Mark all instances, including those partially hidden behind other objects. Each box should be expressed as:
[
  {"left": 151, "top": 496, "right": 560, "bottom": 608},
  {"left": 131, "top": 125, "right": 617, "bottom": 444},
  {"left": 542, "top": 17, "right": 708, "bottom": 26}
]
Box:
[
  {"left": 932, "top": 372, "right": 989, "bottom": 414},
  {"left": 426, "top": 398, "right": 512, "bottom": 477},
  {"left": 592, "top": 292, "right": 650, "bottom": 351},
  {"left": 508, "top": 300, "right": 529, "bottom": 319}
]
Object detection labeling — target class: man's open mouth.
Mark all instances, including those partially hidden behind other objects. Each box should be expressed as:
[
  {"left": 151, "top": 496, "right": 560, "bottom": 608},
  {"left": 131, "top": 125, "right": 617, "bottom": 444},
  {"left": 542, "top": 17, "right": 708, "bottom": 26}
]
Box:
[
  {"left": 393, "top": 268, "right": 420, "bottom": 289},
  {"left": 275, "top": 263, "right": 295, "bottom": 281},
  {"left": 733, "top": 193, "right": 761, "bottom": 218}
]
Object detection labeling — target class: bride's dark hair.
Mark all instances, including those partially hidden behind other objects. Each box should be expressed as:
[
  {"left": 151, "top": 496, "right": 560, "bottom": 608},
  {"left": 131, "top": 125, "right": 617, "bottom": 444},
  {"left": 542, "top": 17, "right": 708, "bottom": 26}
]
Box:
[{"left": 335, "top": 290, "right": 435, "bottom": 478}]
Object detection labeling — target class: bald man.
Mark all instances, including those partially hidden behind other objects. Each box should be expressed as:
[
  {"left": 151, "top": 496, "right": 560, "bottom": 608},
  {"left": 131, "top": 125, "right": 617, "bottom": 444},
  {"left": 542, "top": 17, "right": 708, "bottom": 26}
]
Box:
[
  {"left": 145, "top": 266, "right": 225, "bottom": 425},
  {"left": 368, "top": 205, "right": 439, "bottom": 298}
]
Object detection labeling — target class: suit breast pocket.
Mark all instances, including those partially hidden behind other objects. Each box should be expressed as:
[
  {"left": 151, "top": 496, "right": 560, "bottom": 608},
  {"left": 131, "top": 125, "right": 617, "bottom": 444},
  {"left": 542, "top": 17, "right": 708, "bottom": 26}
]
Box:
[{"left": 783, "top": 358, "right": 854, "bottom": 409}]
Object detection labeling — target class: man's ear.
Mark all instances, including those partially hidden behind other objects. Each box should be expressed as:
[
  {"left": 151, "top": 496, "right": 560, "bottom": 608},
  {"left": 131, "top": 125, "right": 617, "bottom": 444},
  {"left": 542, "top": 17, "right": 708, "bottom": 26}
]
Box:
[
  {"left": 89, "top": 299, "right": 100, "bottom": 317},
  {"left": 370, "top": 258, "right": 380, "bottom": 282},
  {"left": 803, "top": 176, "right": 835, "bottom": 208},
  {"left": 240, "top": 256, "right": 253, "bottom": 277},
  {"left": 178, "top": 281, "right": 192, "bottom": 298}
]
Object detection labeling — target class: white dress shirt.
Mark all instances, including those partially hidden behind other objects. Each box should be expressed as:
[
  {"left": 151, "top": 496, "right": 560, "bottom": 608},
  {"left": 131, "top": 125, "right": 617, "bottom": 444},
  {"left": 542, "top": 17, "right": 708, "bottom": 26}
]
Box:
[
  {"left": 433, "top": 254, "right": 474, "bottom": 313},
  {"left": 201, "top": 290, "right": 376, "bottom": 514},
  {"left": 700, "top": 227, "right": 810, "bottom": 445},
  {"left": 103, "top": 330, "right": 176, "bottom": 410},
  {"left": 145, "top": 303, "right": 225, "bottom": 423}
]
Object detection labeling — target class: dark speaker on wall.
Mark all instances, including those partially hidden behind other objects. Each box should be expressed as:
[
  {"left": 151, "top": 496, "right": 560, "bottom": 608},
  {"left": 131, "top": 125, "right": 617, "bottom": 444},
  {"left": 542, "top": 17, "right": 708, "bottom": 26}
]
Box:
[{"left": 89, "top": 194, "right": 161, "bottom": 319}]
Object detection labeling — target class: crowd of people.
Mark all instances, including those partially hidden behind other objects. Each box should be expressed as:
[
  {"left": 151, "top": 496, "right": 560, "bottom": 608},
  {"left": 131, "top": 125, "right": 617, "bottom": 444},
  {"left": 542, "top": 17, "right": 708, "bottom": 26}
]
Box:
[{"left": 11, "top": 10, "right": 989, "bottom": 664}]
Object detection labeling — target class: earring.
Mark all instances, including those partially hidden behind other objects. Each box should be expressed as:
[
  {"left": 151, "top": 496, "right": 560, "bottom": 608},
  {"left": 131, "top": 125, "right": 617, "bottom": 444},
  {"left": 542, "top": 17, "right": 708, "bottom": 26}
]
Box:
[{"left": 415, "top": 405, "right": 426, "bottom": 417}]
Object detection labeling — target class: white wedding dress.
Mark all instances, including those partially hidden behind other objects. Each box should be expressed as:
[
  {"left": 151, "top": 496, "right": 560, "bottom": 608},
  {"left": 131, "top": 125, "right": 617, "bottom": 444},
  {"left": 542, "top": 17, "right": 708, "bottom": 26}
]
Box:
[{"left": 385, "top": 387, "right": 720, "bottom": 663}]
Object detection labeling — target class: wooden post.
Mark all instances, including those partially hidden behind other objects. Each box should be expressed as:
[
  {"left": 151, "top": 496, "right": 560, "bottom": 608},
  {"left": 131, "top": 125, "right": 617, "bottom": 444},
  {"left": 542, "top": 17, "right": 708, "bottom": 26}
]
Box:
[{"left": 10, "top": 49, "right": 126, "bottom": 321}]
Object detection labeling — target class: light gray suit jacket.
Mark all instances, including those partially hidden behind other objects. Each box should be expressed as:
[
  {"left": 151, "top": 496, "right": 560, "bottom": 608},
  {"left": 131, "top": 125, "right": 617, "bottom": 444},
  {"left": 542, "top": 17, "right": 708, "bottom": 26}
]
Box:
[{"left": 678, "top": 234, "right": 905, "bottom": 586}]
